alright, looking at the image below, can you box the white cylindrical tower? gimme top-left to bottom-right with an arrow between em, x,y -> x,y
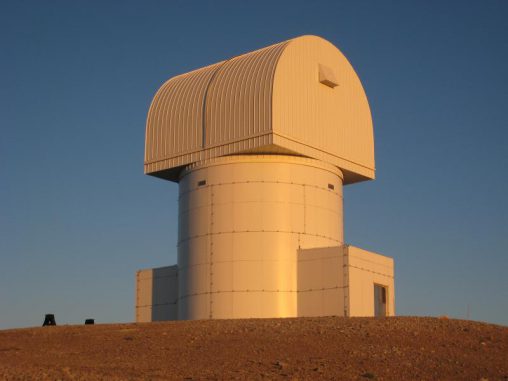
177,155 -> 343,319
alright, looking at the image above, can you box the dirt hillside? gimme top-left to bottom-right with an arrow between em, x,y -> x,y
0,317 -> 507,380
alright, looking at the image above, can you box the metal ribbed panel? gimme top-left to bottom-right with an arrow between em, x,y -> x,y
204,41 -> 288,146
144,41 -> 289,179
144,35 -> 375,184
272,35 -> 375,179
145,62 -> 224,163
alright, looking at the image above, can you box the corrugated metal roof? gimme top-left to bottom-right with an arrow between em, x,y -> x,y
145,35 -> 374,184
145,62 -> 224,164
205,41 -> 288,147
273,36 -> 374,180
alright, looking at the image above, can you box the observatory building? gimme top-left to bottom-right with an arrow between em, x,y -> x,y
136,35 -> 395,321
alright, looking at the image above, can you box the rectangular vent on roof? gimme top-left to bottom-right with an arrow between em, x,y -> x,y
319,63 -> 338,88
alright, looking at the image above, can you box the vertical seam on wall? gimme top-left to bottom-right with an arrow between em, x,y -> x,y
209,185 -> 215,319
201,61 -> 229,148
343,247 -> 349,317
269,41 -> 291,137
303,184 -> 307,235
135,272 -> 139,322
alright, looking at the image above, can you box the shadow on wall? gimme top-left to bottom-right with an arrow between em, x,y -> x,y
135,265 -> 178,322
151,266 -> 178,321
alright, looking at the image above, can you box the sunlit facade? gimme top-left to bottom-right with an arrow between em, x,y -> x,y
136,35 -> 394,321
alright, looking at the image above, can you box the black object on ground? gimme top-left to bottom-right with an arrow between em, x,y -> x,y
42,314 -> 56,326
85,319 -> 95,325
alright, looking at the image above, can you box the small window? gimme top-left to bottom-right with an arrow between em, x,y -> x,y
328,183 -> 335,190
197,180 -> 206,187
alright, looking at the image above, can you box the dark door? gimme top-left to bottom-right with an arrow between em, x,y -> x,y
374,284 -> 387,317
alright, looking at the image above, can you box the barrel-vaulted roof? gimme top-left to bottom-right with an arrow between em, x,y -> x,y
145,35 -> 374,184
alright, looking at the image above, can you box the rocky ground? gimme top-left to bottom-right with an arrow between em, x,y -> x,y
0,317 -> 507,380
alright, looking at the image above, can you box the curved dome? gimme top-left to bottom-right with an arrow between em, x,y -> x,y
145,35 -> 374,184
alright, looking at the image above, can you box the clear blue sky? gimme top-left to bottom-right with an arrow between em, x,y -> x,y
1,0 -> 507,329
